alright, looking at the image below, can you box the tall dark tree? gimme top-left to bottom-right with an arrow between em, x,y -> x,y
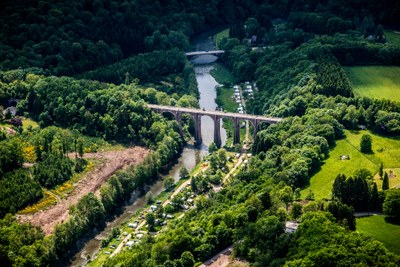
332,174 -> 346,201
383,189 -> 400,219
382,172 -> 389,190
326,201 -> 356,230
379,162 -> 384,179
369,182 -> 381,211
360,134 -> 372,153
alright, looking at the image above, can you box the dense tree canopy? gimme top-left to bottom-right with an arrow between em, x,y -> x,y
1,0 -> 400,266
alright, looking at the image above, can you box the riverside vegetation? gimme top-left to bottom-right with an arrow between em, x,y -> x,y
1,0 -> 400,266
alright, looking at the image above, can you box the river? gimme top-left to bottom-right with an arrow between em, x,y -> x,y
70,29 -> 227,266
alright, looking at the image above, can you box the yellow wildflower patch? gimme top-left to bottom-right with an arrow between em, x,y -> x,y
19,191 -> 57,214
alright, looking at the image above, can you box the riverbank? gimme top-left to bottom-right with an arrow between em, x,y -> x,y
88,149 -> 249,266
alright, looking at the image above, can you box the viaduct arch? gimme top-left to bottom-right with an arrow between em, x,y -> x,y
148,104 -> 282,147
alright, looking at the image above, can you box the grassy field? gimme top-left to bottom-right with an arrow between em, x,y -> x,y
216,86 -> 237,112
22,118 -> 39,130
345,66 -> 400,102
384,30 -> 400,45
211,62 -> 240,146
213,28 -> 230,49
374,168 -> 400,190
357,215 -> 400,254
302,130 -> 400,199
211,63 -> 237,85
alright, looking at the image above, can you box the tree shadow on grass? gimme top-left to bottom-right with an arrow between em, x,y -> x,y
384,216 -> 400,225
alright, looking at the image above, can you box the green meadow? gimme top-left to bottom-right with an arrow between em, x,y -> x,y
345,66 -> 400,102
302,130 -> 400,199
357,215 -> 400,254
384,30 -> 400,45
211,63 -> 237,85
213,28 -> 230,49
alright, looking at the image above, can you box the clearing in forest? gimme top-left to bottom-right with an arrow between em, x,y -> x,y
357,215 -> 400,254
384,30 -> 400,45
17,147 -> 149,235
345,66 -> 400,102
302,130 -> 400,199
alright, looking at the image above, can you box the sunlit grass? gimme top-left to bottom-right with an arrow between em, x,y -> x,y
373,168 -> 400,191
384,30 -> 400,45
213,28 -> 230,49
345,130 -> 400,168
22,118 -> 39,130
302,130 -> 400,199
217,86 -> 237,112
357,215 -> 400,254
210,63 -> 237,85
345,66 -> 400,102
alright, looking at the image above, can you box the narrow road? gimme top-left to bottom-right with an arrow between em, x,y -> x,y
214,154 -> 245,192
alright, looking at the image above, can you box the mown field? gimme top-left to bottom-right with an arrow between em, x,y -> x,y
384,30 -> 400,45
214,28 -> 230,49
357,215 -> 400,254
345,66 -> 400,102
302,130 -> 400,199
211,63 -> 237,85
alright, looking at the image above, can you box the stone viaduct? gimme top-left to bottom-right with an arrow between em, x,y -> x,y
148,104 -> 282,147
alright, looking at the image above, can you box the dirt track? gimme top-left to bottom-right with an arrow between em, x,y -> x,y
17,147 -> 149,235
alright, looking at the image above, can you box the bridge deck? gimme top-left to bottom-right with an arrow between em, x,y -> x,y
147,104 -> 282,123
185,50 -> 225,56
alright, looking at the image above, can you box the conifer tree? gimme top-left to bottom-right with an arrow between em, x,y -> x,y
379,162 -> 383,179
382,172 -> 389,190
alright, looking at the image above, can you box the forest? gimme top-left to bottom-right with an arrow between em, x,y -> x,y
1,0 -> 400,266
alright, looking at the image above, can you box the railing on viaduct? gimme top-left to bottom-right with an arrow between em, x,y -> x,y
184,50 -> 225,57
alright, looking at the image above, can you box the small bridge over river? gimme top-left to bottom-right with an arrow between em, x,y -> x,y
185,50 -> 225,57
148,104 -> 282,147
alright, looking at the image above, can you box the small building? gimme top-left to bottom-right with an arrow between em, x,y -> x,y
150,205 -> 157,211
285,221 -> 300,233
3,106 -> 16,116
128,222 -> 138,228
126,241 -> 135,247
340,155 -> 350,160
136,233 -> 144,239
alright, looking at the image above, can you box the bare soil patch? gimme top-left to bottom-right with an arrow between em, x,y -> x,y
17,147 -> 149,235
206,255 -> 248,267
